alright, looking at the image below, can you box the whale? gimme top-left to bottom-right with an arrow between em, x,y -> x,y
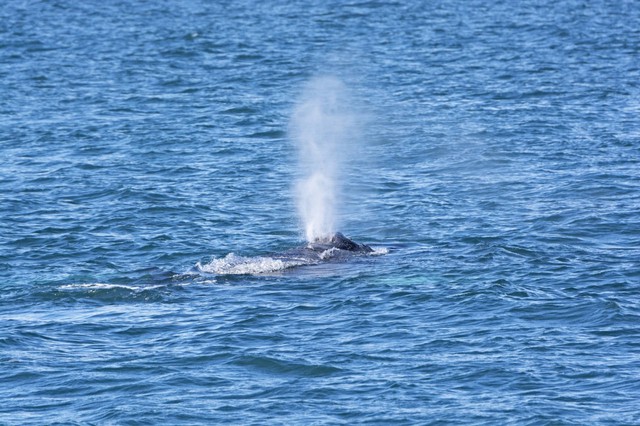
268,232 -> 374,265
196,232 -> 376,275
306,232 -> 373,254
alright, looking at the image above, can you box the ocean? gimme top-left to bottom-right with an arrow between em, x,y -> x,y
1,0 -> 639,424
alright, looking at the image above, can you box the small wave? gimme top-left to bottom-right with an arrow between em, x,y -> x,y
49,282 -> 174,303
59,283 -> 166,291
196,253 -> 308,275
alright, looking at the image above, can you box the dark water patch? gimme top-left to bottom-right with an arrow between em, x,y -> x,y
230,355 -> 344,377
221,106 -> 259,115
245,129 -> 287,139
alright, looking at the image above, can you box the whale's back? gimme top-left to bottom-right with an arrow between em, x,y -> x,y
310,232 -> 373,253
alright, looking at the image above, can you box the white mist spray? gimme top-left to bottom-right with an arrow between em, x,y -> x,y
291,76 -> 358,243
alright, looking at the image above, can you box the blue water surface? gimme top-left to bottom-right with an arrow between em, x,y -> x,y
1,0 -> 640,424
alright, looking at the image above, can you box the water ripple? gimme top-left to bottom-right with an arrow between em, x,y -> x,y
2,0 -> 640,423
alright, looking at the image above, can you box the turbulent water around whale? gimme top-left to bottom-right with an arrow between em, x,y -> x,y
2,0 -> 640,424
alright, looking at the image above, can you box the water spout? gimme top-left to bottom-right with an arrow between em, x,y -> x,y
290,76 -> 357,242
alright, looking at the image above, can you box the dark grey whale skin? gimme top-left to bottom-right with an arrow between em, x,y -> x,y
307,232 -> 373,253
273,232 -> 373,264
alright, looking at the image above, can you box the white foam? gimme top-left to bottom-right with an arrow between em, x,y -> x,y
371,247 -> 389,255
60,283 -> 130,290
318,247 -> 341,260
196,253 -> 308,275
